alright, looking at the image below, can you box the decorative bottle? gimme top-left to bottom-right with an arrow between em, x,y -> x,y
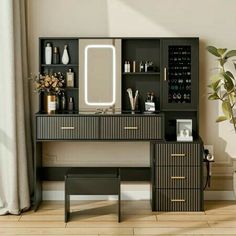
45,43 -> 52,65
61,92 -> 66,111
68,97 -> 74,111
66,69 -> 74,87
53,47 -> 59,64
62,44 -> 69,65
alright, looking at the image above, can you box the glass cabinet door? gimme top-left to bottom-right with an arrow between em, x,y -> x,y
161,39 -> 198,110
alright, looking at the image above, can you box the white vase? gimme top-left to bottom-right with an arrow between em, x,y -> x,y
62,45 -> 69,64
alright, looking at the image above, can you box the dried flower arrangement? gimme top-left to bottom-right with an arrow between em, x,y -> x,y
31,72 -> 65,95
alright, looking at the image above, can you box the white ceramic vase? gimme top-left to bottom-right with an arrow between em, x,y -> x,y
62,45 -> 69,64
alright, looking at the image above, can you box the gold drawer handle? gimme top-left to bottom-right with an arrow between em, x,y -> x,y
171,154 -> 186,157
61,126 -> 75,130
171,176 -> 186,180
164,67 -> 167,81
124,126 -> 138,130
171,199 -> 185,202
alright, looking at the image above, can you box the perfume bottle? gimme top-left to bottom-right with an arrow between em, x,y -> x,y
61,92 -> 66,111
45,43 -> 52,64
127,61 -> 130,72
68,97 -> 74,111
52,47 -> 59,64
139,61 -> 144,72
66,69 -> 74,87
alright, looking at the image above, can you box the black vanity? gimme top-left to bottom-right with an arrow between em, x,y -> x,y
35,37 -> 203,212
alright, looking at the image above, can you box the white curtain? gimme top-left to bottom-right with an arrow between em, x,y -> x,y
0,0 -> 33,214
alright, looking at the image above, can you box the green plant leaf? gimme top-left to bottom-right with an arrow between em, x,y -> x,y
222,101 -> 232,119
217,48 -> 227,56
224,50 -> 236,59
216,116 -> 228,122
208,93 -> 219,100
212,79 -> 221,91
210,74 -> 222,83
222,72 -> 234,91
226,71 -> 235,80
206,46 -> 221,57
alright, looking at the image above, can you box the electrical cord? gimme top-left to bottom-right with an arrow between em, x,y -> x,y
202,147 -> 213,190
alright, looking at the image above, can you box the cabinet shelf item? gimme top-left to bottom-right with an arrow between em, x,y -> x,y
41,64 -> 78,67
122,72 -> 160,75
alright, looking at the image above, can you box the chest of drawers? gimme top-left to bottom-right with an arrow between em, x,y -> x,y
152,142 -> 203,211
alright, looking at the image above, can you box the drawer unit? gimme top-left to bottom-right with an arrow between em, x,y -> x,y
152,141 -> 203,211
100,116 -> 163,140
155,166 -> 201,189
155,189 -> 202,211
36,116 -> 99,140
155,143 -> 201,166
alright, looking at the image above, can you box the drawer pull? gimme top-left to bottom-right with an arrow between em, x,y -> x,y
171,199 -> 185,202
171,176 -> 186,180
124,126 -> 138,130
171,154 -> 186,157
61,126 -> 75,130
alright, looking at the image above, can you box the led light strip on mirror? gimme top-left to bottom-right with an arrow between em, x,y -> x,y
84,44 -> 116,106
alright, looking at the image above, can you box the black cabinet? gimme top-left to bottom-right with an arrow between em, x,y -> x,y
161,39 -> 199,110
35,37 -> 202,213
39,38 -> 79,112
152,142 -> 203,211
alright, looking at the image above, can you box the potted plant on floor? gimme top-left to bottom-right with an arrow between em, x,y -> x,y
207,46 -> 236,133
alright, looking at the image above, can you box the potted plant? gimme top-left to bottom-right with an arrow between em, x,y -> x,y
206,46 -> 236,133
31,72 -> 65,114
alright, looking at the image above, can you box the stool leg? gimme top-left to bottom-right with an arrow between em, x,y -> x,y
118,179 -> 121,222
65,194 -> 70,223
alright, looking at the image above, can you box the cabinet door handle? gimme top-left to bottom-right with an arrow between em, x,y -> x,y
171,176 -> 186,180
171,153 -> 186,157
124,126 -> 138,130
164,67 -> 167,81
61,126 -> 75,130
171,199 -> 185,202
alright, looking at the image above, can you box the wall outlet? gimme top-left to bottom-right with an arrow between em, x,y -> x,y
204,145 -> 214,155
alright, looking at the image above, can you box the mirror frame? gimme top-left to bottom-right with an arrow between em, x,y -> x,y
84,44 -> 116,106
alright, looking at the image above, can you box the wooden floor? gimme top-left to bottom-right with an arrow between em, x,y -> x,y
1,200 -> 236,235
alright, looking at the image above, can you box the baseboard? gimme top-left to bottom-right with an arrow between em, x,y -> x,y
43,190 -> 236,201
204,191 -> 235,200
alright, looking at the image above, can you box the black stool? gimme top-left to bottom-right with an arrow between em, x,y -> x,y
65,168 -> 121,222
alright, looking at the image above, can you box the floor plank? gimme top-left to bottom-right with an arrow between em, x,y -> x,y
1,200 -> 236,235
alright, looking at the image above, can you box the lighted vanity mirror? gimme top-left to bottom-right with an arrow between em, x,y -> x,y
79,39 -> 121,113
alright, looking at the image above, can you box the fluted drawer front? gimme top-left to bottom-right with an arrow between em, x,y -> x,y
155,166 -> 201,188
36,116 -> 99,140
100,116 -> 163,140
155,189 -> 202,211
156,143 -> 201,166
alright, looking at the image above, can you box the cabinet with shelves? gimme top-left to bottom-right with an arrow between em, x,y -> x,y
161,39 -> 199,110
39,37 -> 79,112
121,39 -> 161,113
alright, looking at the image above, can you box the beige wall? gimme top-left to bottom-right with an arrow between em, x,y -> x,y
27,0 -> 236,193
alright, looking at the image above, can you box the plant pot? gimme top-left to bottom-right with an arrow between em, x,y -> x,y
46,94 -> 56,114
